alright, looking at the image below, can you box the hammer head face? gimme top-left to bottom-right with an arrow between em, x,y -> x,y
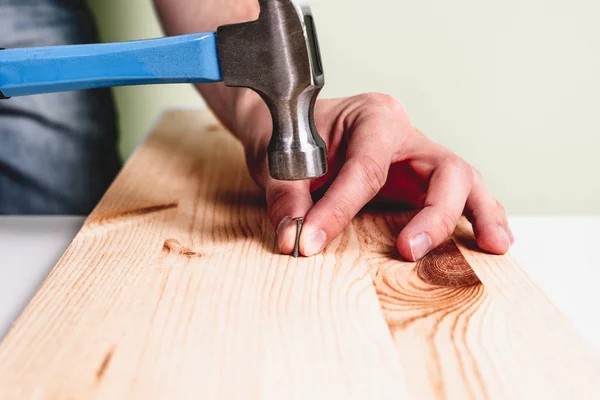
217,0 -> 327,181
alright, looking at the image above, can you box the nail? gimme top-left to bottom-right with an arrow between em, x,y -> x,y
496,225 -> 511,247
303,230 -> 327,257
409,233 -> 432,260
276,216 -> 294,253
292,217 -> 304,258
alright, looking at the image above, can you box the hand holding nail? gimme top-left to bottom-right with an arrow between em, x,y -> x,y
260,94 -> 513,260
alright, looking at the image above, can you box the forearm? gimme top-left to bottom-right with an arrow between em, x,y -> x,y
153,0 -> 269,151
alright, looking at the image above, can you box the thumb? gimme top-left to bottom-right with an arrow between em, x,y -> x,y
265,179 -> 313,255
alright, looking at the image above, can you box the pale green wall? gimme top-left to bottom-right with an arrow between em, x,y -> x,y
88,0 -> 600,215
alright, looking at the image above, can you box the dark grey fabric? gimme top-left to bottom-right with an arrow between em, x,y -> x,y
0,0 -> 121,214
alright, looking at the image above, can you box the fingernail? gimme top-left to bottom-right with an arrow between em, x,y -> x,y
507,226 -> 515,244
496,225 -> 511,247
277,216 -> 291,235
303,230 -> 327,256
276,216 -> 294,253
409,233 -> 432,260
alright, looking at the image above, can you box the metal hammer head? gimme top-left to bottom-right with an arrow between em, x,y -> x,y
217,0 -> 327,181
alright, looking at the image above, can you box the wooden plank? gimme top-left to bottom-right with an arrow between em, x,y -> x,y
366,213 -> 600,399
0,111 -> 407,399
0,110 -> 598,399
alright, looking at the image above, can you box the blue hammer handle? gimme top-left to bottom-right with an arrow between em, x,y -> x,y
0,33 -> 223,98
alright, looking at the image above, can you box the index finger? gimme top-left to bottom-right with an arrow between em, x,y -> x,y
300,132 -> 395,256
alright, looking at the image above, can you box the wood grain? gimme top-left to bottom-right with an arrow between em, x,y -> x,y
360,213 -> 600,399
0,110 -> 598,399
0,111 -> 407,400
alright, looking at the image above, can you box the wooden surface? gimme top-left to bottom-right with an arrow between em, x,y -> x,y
0,110 -> 598,399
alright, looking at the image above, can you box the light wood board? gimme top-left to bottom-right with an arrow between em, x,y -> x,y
0,110 -> 598,399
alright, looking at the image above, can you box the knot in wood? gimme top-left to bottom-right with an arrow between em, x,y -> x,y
415,239 -> 481,288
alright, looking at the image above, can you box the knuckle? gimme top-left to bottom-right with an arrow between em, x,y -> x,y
435,208 -> 458,237
445,155 -> 474,183
361,93 -> 405,115
355,156 -> 389,197
330,198 -> 354,227
471,165 -> 483,181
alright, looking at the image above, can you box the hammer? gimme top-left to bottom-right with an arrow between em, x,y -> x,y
0,0 -> 327,181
